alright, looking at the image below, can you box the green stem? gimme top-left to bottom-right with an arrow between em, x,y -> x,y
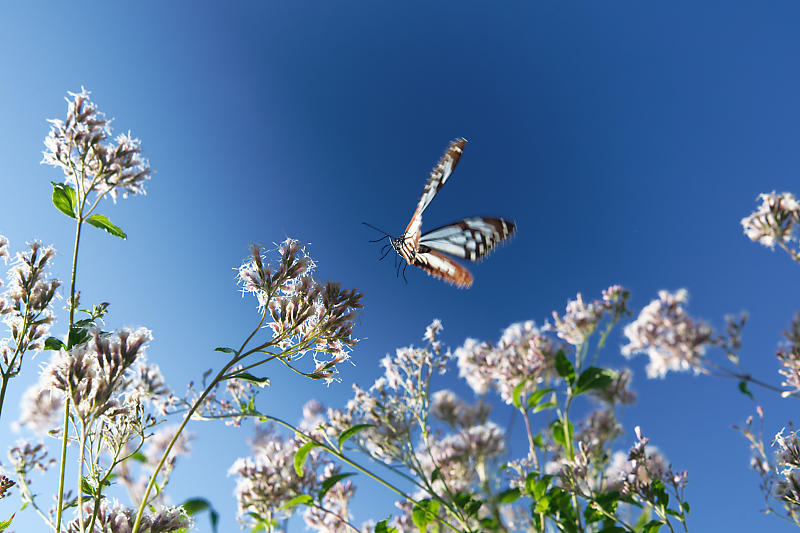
131,359 -> 237,532
55,217 -> 83,532
77,421 -> 88,533
0,374 -> 9,423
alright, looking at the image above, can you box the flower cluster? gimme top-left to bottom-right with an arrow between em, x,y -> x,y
741,191 -> 800,261
44,328 -> 153,421
622,289 -> 713,378
777,313 -> 800,397
42,88 -> 150,202
65,500 -> 191,533
1,240 -> 60,375
455,320 -> 562,405
238,239 -> 363,383
0,474 -> 14,499
551,286 -> 630,346
229,413 -> 343,529
605,427 -> 687,501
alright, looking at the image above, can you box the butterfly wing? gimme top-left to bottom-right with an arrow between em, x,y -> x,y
419,217 -> 516,261
400,138 -> 467,261
412,249 -> 474,288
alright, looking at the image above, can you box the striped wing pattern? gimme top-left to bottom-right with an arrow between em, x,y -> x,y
419,217 -> 515,261
388,139 -> 516,288
400,138 -> 467,261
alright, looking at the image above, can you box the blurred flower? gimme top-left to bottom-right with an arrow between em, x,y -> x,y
777,313 -> 800,397
455,321 -> 562,404
590,367 -> 637,405
66,500 -> 191,533
416,422 -> 506,496
622,289 -> 712,378
15,378 -> 64,435
302,463 -> 355,533
42,88 -> 150,203
229,425 -> 323,528
8,440 -> 55,485
741,191 -> 800,256
430,390 -> 491,429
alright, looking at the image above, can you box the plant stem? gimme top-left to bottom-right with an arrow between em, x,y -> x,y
55,218 -> 83,532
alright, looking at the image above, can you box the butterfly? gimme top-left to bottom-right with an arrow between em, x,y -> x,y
364,138 -> 516,288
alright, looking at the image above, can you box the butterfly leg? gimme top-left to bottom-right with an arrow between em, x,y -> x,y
401,262 -> 409,284
379,243 -> 392,261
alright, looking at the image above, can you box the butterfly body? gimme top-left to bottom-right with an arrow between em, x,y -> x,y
367,139 -> 516,288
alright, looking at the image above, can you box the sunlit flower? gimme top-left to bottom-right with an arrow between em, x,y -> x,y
237,239 -> 363,383
42,88 -> 151,202
741,191 -> 800,255
66,500 -> 191,533
622,289 -> 712,378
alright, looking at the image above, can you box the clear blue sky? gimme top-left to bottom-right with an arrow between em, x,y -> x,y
2,2 -> 800,531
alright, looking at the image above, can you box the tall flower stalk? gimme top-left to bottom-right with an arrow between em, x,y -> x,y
131,240 -> 363,532
41,88 -> 150,532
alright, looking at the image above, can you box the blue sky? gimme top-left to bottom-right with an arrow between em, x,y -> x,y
2,1 -> 800,531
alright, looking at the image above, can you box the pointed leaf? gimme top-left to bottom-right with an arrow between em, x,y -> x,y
374,519 -> 398,533
294,441 -> 320,476
576,367 -> 618,395
0,513 -> 14,531
279,494 -> 313,511
224,372 -> 270,388
554,350 -> 575,385
44,337 -> 65,350
738,381 -> 754,400
318,472 -> 356,501
214,347 -> 237,354
86,214 -> 127,239
181,498 -> 210,515
512,380 -> 527,409
51,182 -> 77,219
497,487 -> 521,504
337,424 -> 373,449
527,388 -> 553,409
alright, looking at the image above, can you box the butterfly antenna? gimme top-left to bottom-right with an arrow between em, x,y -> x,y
362,222 -> 394,242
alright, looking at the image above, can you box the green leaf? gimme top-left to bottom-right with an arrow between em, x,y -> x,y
527,388 -> 553,409
294,441 -> 320,476
181,498 -> 210,514
682,501 -> 691,514
533,401 -> 557,413
224,372 -> 270,388
214,347 -> 237,354
44,336 -> 65,350
374,519 -> 398,533
554,350 -> 575,385
279,494 -> 313,511
479,517 -> 500,530
180,497 -> 219,532
598,527 -> 627,533
512,380 -> 527,409
337,424 -> 373,450
642,520 -> 664,533
318,473 -> 356,501
51,182 -> 77,219
81,477 -> 96,497
575,367 -> 617,394
130,451 -> 147,463
738,380 -> 754,400
497,487 -> 520,504
411,500 -> 439,532
0,513 -> 14,531
86,213 -> 127,239
551,419 -> 574,448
